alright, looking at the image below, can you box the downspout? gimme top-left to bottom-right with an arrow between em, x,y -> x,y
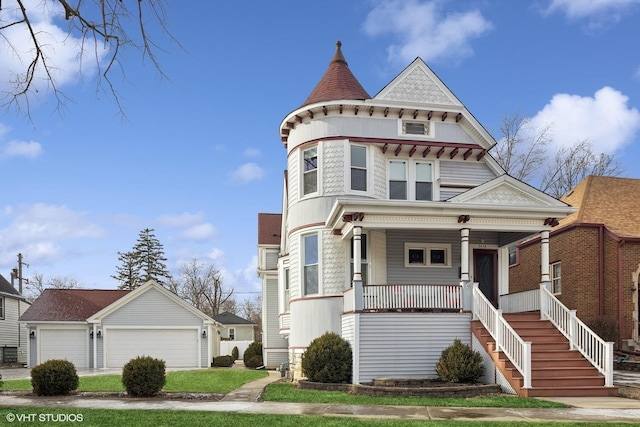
599,225 -> 605,316
617,238 -> 625,350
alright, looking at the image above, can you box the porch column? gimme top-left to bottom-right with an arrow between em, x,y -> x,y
540,230 -> 550,283
352,226 -> 363,310
460,228 -> 470,282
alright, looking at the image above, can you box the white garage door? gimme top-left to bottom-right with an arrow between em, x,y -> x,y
40,329 -> 88,368
105,329 -> 199,368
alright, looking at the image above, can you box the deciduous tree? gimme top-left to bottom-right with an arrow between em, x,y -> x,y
0,0 -> 179,116
25,272 -> 84,301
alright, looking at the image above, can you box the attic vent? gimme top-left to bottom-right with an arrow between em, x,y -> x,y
403,121 -> 430,136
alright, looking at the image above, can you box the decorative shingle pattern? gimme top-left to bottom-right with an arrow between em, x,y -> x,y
323,141 -> 345,195
302,41 -> 370,107
377,66 -> 453,105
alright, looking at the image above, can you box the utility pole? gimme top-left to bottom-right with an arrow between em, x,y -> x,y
10,253 -> 29,294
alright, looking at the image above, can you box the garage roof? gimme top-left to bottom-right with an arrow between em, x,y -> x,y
20,289 -> 129,321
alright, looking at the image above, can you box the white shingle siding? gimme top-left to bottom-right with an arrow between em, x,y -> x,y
323,230 -> 346,294
356,312 -> 471,383
323,141 -> 345,195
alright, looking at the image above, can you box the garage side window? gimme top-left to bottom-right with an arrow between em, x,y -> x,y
229,328 -> 235,340
303,233 -> 319,295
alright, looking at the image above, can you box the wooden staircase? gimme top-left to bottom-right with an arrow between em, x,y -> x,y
472,312 -> 618,397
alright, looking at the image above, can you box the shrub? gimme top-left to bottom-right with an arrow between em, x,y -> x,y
436,338 -> 485,383
245,355 -> 263,369
122,356 -> 166,397
586,316 -> 619,344
31,359 -> 79,396
243,341 -> 263,368
231,346 -> 239,360
212,355 -> 235,367
302,332 -> 352,384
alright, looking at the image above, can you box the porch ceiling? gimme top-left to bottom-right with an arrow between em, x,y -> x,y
326,198 -> 572,238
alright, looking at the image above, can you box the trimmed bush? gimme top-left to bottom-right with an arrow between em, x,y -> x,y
212,355 -> 235,367
243,341 -> 263,368
302,332 -> 352,384
231,346 -> 239,360
31,359 -> 79,396
122,356 -> 166,397
436,338 -> 485,383
586,316 -> 619,344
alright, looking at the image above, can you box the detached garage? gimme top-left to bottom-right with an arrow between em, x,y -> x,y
21,281 -> 219,370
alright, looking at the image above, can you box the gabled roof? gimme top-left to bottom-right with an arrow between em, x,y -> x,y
559,175 -> 640,238
302,41 -> 371,107
0,274 -> 23,299
213,311 -> 254,325
258,213 -> 282,245
20,288 -> 129,322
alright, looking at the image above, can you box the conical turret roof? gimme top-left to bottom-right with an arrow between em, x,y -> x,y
302,41 -> 371,107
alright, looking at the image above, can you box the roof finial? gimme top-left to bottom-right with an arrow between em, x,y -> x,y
331,40 -> 347,65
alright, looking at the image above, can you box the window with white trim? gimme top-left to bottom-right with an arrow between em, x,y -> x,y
508,245 -> 518,267
402,121 -> 430,136
388,160 -> 434,201
303,234 -> 319,295
229,328 -> 235,340
389,160 -> 407,200
404,243 -> 451,268
0,297 -> 4,319
303,147 -> 318,195
415,162 -> 433,201
551,261 -> 561,294
350,145 -> 367,191
284,268 -> 290,312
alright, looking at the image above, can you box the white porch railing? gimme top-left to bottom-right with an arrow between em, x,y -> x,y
499,289 -> 541,313
363,284 -> 462,311
343,284 -> 462,311
539,284 -> 614,387
473,284 -> 532,389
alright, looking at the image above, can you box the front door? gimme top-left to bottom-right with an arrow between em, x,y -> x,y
474,249 -> 498,306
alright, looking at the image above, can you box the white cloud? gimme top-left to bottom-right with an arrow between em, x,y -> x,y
363,0 -> 493,64
0,0 -> 108,98
1,140 -> 42,158
156,212 -> 206,228
243,148 -> 261,157
543,0 -> 640,19
230,162 -> 265,184
0,203 -> 104,266
528,86 -> 640,153
177,223 -> 216,241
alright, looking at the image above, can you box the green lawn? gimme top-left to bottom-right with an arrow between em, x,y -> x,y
0,369 -> 268,394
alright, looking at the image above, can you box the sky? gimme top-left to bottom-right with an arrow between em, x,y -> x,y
1,0 -> 640,299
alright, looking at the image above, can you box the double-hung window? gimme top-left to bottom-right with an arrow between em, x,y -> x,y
415,162 -> 433,201
389,161 -> 407,200
0,297 -> 4,319
551,261 -> 561,294
303,147 -> 318,195
303,234 -> 319,295
229,328 -> 235,340
350,145 -> 367,191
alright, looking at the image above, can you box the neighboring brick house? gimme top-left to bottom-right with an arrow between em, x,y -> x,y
510,175 -> 640,349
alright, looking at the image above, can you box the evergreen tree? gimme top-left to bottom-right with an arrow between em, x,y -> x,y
112,251 -> 143,290
113,228 -> 172,290
132,228 -> 172,286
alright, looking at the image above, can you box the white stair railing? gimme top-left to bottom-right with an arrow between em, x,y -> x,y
473,284 -> 531,389
539,284 -> 614,387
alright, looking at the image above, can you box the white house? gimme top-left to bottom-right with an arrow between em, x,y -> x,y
258,42 -> 616,397
0,274 -> 30,365
21,280 -> 220,369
